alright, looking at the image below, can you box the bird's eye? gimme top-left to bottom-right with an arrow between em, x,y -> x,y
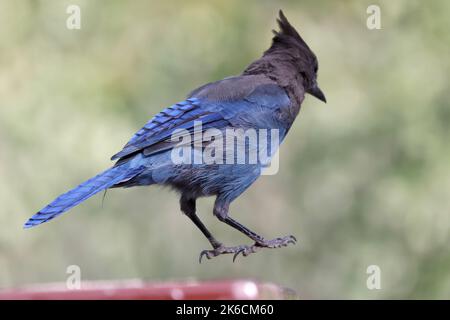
314,65 -> 318,73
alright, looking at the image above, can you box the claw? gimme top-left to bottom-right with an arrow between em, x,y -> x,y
287,235 -> 297,245
199,250 -> 211,264
233,248 -> 245,262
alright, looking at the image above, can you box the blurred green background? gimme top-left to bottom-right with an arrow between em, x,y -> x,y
0,0 -> 449,299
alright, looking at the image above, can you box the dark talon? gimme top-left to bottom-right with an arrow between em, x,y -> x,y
233,248 -> 245,262
199,250 -> 210,264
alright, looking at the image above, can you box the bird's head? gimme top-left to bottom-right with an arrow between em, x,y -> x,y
268,10 -> 326,103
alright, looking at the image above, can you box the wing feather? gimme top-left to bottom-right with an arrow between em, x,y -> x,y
111,76 -> 292,162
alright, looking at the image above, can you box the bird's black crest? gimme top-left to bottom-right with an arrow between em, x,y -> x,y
268,10 -> 312,54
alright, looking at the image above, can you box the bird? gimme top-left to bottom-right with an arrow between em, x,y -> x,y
24,10 -> 326,262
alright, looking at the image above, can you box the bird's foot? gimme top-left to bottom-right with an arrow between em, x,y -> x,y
199,244 -> 259,263
199,235 -> 297,263
232,235 -> 297,261
255,235 -> 297,248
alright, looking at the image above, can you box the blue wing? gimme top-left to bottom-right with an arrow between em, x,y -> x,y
111,76 -> 292,162
111,97 -> 229,160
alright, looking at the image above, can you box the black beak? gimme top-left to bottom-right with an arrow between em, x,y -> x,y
307,85 -> 327,103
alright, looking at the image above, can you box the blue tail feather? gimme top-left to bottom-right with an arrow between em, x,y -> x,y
24,165 -> 145,229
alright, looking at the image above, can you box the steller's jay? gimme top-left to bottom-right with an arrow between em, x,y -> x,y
25,10 -> 326,262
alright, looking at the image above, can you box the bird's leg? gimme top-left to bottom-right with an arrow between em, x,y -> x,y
180,196 -> 222,250
181,196 -> 253,263
210,199 -> 296,261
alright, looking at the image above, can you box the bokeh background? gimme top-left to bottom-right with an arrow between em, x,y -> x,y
1,0 -> 449,299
